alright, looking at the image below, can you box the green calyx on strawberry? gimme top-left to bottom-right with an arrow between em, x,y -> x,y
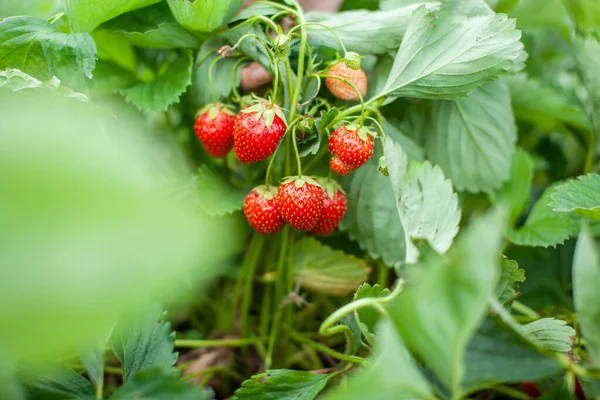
343,51 -> 364,70
275,176 -> 324,231
233,99 -> 288,164
197,102 -> 236,120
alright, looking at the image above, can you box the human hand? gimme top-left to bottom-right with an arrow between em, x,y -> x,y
239,0 -> 343,91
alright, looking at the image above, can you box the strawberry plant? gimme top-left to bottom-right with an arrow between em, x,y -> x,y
1,0 -> 600,399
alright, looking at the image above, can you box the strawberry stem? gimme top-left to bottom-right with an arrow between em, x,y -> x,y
291,126 -> 302,176
287,22 -> 348,55
265,144 -> 281,186
207,56 -> 222,103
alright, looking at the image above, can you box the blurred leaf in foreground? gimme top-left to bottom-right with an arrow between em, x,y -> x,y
0,91 -> 244,364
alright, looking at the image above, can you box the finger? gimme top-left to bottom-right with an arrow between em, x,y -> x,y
240,62 -> 272,91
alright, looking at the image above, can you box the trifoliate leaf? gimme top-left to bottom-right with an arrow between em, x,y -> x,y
518,318 -> 575,353
118,51 -> 193,112
388,210 -> 505,398
380,6 -> 524,99
112,304 -> 178,382
306,3 -> 439,55
323,319 -> 436,400
233,369 -> 330,400
194,166 -> 246,216
573,224 -> 600,367
549,174 -> 600,222
384,138 -> 461,263
66,0 -> 162,32
294,237 -> 369,296
0,16 -> 96,90
427,80 -> 517,194
340,157 -> 407,267
508,184 -> 580,247
111,370 -> 213,400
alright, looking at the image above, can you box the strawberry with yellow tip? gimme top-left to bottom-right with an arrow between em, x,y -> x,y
325,61 -> 368,101
312,178 -> 347,236
243,185 -> 285,235
275,176 -> 324,231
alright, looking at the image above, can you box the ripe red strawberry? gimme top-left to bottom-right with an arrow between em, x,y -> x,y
325,62 -> 368,101
194,103 -> 235,158
329,125 -> 375,174
312,179 -> 347,236
243,185 -> 285,235
329,156 -> 354,176
233,102 -> 287,163
275,176 -> 324,231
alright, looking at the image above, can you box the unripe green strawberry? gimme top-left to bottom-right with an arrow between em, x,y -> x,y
275,176 -> 324,231
325,62 -> 367,101
194,103 -> 235,158
233,102 -> 287,163
243,185 -> 285,235
312,178 -> 347,236
329,125 -> 375,174
344,52 -> 364,70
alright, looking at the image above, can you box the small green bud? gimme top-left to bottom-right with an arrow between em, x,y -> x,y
273,34 -> 291,58
344,52 -> 364,70
378,156 -> 389,176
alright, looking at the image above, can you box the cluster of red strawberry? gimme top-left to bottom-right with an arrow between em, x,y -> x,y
193,58 -> 374,236
194,101 -> 286,163
243,177 -> 347,235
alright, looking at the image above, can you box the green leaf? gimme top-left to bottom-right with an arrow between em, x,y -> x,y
112,304 -> 178,382
233,369 -> 330,400
306,3 -> 438,55
98,2 -> 203,49
573,224 -> 600,366
323,319 -> 436,400
354,283 -> 391,344
167,0 -> 243,32
550,174 -> 600,222
340,157 -> 407,267
66,0 -> 162,32
92,30 -> 138,73
118,51 -> 193,112
380,6 -> 523,99
294,237 -> 369,296
462,317 -> 564,393
190,39 -> 245,108
491,148 -> 534,224
111,370 -> 213,400
384,139 -> 461,263
194,166 -> 247,216
496,257 -> 525,305
27,369 -> 95,400
427,80 -> 517,194
81,345 -> 105,387
574,35 -> 600,133
230,2 -> 280,22
504,74 -> 592,132
518,318 -> 576,353
0,16 -> 97,90
508,184 -> 580,248
381,117 -> 425,162
387,210 -> 505,397
0,69 -> 88,101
